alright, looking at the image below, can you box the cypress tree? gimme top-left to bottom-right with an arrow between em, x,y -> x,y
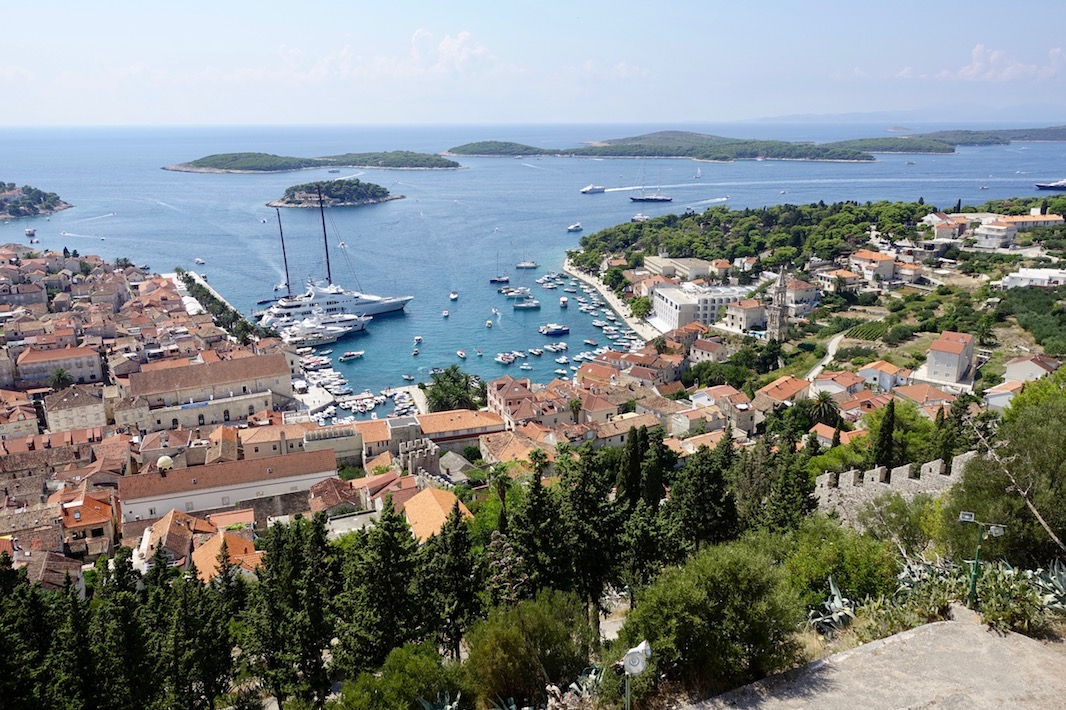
616,426 -> 645,510
511,474 -> 568,595
422,502 -> 481,659
872,399 -> 896,470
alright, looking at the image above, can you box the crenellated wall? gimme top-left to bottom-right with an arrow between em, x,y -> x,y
815,451 -> 977,525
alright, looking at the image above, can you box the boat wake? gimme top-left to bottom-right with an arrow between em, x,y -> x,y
74,212 -> 116,223
58,231 -> 100,239
521,163 -> 548,170
155,201 -> 181,211
689,196 -> 730,206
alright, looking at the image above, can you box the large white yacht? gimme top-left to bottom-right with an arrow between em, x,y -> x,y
258,281 -> 410,329
278,312 -> 370,345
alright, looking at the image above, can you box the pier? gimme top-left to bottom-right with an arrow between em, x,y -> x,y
562,258 -> 661,341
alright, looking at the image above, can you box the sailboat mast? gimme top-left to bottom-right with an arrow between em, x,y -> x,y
275,208 -> 292,297
317,186 -> 332,285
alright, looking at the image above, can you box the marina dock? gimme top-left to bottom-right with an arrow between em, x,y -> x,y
562,258 -> 661,341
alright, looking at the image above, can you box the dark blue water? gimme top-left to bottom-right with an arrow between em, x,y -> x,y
3,123 -> 1065,395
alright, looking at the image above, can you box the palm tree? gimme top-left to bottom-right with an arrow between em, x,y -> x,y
486,463 -> 512,533
527,448 -> 549,478
568,398 -> 582,424
48,368 -> 74,390
810,390 -> 840,428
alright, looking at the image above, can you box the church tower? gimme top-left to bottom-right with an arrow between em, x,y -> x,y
766,269 -> 789,342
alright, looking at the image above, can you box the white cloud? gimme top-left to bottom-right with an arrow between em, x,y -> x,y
936,44 -> 1065,82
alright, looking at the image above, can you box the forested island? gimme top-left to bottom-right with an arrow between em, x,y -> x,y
165,150 -> 461,173
0,182 -> 70,219
449,125 -> 1066,161
448,131 -> 876,162
267,178 -> 402,208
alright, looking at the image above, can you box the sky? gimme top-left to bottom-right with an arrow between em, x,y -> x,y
4,1 -> 1066,126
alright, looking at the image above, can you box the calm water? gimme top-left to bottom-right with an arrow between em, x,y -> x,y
3,123 -> 1065,396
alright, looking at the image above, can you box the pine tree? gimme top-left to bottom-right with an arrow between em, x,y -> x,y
615,426 -> 645,510
0,554 -> 52,709
510,474 -> 568,595
765,451 -> 817,532
664,437 -> 736,551
640,428 -> 675,509
422,502 -> 481,659
333,497 -> 421,675
619,499 -> 663,608
43,583 -> 94,710
872,399 -> 896,470
90,547 -> 153,710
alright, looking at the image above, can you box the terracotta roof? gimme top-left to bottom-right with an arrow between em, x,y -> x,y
757,375 -> 811,402
61,497 -> 112,529
815,370 -> 865,388
353,418 -> 389,442
119,450 -> 337,501
851,249 -> 895,262
206,508 -> 255,528
825,269 -> 860,279
930,331 -> 973,355
1005,354 -> 1059,373
16,345 -> 99,365
732,299 -> 763,310
403,488 -> 472,542
142,509 -> 217,565
594,413 -> 661,439
985,379 -> 1025,395
129,353 -> 289,397
893,384 -> 956,406
860,360 -> 901,376
191,530 -> 260,582
416,409 -> 505,436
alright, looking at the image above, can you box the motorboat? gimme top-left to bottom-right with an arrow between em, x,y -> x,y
338,350 -> 364,362
402,374 -> 415,381
519,363 -> 533,370
567,222 -> 583,232
412,348 -> 419,356
414,335 -> 423,343
514,297 -> 541,310
457,350 -> 467,359
1036,179 -> 1066,190
539,323 -> 570,336
580,184 -> 605,194
450,291 -> 459,300
560,296 -> 568,308
194,258 -> 205,265
486,319 -> 493,328
516,260 -> 539,269
442,310 -> 449,317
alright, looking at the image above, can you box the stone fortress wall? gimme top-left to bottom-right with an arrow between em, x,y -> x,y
815,451 -> 978,524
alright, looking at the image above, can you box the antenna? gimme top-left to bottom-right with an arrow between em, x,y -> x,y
275,208 -> 292,297
317,186 -> 332,285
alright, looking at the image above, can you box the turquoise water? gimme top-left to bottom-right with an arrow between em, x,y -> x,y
3,123 -> 1065,395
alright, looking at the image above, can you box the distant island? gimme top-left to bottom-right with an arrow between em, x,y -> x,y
164,150 -> 461,173
0,182 -> 71,219
447,125 -> 1066,161
266,178 -> 403,208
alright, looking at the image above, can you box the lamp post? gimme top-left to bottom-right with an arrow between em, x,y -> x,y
958,511 -> 1005,608
615,640 -> 651,710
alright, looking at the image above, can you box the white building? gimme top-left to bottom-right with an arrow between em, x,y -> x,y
999,268 -> 1066,289
649,283 -> 752,332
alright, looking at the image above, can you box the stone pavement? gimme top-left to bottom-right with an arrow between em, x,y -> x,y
687,621 -> 1066,710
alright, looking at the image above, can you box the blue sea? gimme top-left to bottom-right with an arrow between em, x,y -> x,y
3,122 -> 1065,397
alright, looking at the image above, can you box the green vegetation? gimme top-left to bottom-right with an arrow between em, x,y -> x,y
423,365 -> 486,412
918,125 -> 1066,146
177,269 -> 275,344
173,150 -> 460,172
823,137 -> 955,153
448,130 -> 875,161
844,321 -> 889,340
996,283 -> 1066,356
0,181 -> 69,218
274,178 -> 394,207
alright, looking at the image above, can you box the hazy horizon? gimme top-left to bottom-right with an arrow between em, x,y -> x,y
4,1 -> 1065,127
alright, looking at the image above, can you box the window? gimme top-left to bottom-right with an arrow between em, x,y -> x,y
272,444 -> 277,451
198,414 -> 205,426
148,508 -> 156,516
223,409 -> 230,422
91,528 -> 103,538
172,418 -> 179,429
248,405 -> 254,414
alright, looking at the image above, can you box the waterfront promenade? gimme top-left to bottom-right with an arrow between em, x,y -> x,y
562,258 -> 661,341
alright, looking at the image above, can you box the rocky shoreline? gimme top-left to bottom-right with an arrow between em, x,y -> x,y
163,164 -> 460,174
0,201 -> 73,221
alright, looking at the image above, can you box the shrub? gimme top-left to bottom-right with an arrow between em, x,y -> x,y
337,643 -> 467,710
977,562 -> 1046,634
614,537 -> 803,697
887,299 -> 906,312
464,591 -> 592,707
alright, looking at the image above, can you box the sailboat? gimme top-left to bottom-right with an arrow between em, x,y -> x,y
693,166 -> 702,179
489,251 -> 510,283
256,187 -> 412,330
631,159 -> 672,202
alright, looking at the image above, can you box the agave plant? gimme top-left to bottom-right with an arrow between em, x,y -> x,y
1030,558 -> 1066,615
808,576 -> 855,637
418,692 -> 462,710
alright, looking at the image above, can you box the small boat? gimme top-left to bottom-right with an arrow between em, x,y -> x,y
273,282 -> 287,291
631,213 -> 650,223
412,348 -> 420,356
328,169 -> 341,173
567,222 -> 583,232
554,368 -> 568,375
514,297 -> 541,310
194,258 -> 205,265
693,166 -> 702,179
580,184 -> 606,194
476,348 -> 483,356
560,296 -> 569,308
442,310 -> 449,317
414,335 -> 423,343
486,319 -> 493,328
516,260 -> 539,269
24,228 -> 35,237
539,323 -> 570,336
338,351 -> 364,362
519,363 -> 533,370
529,348 -> 543,356
318,349 -> 333,355
584,338 -> 597,346
402,374 -> 415,381
905,161 -> 916,165
457,350 -> 467,359
450,291 -> 459,300
489,275 -> 510,284
979,185 -> 990,190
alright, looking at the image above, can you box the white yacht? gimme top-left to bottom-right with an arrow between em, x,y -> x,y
258,281 -> 409,329
279,313 -> 369,345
